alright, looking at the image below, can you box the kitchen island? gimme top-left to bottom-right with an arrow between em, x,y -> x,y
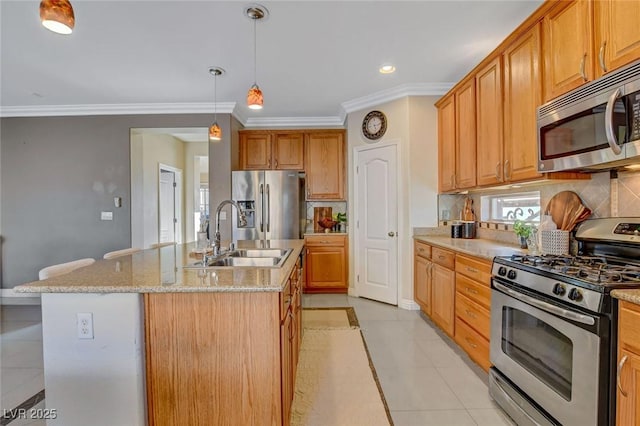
14,240 -> 305,426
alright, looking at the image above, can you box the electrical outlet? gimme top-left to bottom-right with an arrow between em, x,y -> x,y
77,312 -> 94,339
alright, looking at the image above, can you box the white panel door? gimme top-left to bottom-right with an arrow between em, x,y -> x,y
159,170 -> 176,243
356,144 -> 398,305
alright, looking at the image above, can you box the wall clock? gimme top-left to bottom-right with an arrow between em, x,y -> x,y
361,110 -> 387,141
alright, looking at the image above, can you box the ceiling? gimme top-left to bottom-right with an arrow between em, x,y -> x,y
0,0 -> 543,127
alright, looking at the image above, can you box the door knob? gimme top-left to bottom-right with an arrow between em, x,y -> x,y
388,231 -> 396,237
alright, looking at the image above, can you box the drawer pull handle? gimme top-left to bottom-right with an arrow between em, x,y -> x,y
465,287 -> 478,295
438,255 -> 445,260
618,354 -> 629,397
418,248 -> 425,252
465,310 -> 476,319
465,337 -> 477,349
466,267 -> 479,273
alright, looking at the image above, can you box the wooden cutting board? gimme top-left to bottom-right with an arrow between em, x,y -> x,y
313,207 -> 332,233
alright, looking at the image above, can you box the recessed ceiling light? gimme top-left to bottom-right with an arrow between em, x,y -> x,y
379,64 -> 396,74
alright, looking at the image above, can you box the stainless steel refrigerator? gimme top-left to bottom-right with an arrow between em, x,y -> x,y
232,170 -> 305,241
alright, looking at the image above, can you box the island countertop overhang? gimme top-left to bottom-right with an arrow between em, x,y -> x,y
14,239 -> 305,294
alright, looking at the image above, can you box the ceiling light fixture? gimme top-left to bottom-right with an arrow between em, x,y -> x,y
40,0 -> 75,35
379,64 -> 396,74
208,67 -> 224,142
245,4 -> 268,110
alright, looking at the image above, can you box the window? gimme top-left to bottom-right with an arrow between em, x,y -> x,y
480,191 -> 541,223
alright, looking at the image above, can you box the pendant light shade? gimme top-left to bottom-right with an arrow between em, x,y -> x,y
40,0 -> 75,35
208,67 -> 224,143
247,84 -> 264,110
245,5 -> 268,110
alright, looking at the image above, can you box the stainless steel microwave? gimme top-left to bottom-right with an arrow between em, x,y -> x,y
537,60 -> 640,172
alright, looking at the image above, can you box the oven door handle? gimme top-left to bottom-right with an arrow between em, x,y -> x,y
493,281 -> 595,326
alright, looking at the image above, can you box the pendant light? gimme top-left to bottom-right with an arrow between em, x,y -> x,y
40,0 -> 75,35
245,5 -> 268,110
208,67 -> 224,142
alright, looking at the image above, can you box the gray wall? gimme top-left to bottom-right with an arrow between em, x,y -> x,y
1,113 -> 232,288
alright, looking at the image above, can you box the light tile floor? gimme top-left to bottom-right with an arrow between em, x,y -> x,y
1,296 -> 514,426
1,305 -> 45,426
302,294 -> 515,426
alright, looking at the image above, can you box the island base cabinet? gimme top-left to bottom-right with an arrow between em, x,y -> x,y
145,292 -> 283,426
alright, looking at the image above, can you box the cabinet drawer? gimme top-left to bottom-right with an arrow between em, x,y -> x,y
619,301 -> 640,354
414,240 -> 431,259
305,235 -> 345,247
432,247 -> 455,269
455,273 -> 491,309
455,317 -> 490,372
456,255 -> 491,284
455,292 -> 490,340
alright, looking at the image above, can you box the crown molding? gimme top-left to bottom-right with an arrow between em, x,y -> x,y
341,82 -> 453,114
0,102 -> 237,118
240,115 -> 346,128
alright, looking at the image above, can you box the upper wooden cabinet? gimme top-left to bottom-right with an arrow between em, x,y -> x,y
455,79 -> 477,190
594,0 -> 640,79
304,131 -> 345,200
476,57 -> 504,186
543,0 -> 593,102
437,95 -> 456,193
436,80 -> 476,192
239,131 -> 304,170
543,0 -> 640,102
504,23 -> 544,183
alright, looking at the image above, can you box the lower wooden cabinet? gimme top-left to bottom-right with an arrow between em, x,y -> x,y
414,241 -> 433,315
145,257 -> 303,426
304,235 -> 348,293
616,301 -> 640,425
431,254 -> 456,337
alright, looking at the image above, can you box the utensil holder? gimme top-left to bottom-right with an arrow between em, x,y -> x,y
541,230 -> 570,255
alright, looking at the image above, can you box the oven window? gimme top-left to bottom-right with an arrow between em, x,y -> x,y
540,100 -> 626,160
502,307 -> 573,401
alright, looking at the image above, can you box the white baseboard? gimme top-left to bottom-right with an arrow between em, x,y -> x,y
1,289 -> 41,305
398,298 -> 420,311
347,287 -> 358,298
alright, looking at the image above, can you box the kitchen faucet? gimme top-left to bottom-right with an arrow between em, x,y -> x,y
212,200 -> 247,255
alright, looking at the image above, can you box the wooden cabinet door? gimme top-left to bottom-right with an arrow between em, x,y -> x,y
305,245 -> 347,291
305,132 -> 345,200
543,0 -> 593,101
503,23 -> 543,183
595,0 -> 640,78
240,132 -> 272,170
431,264 -> 455,337
273,133 -> 304,170
475,57 -> 504,186
438,94 -> 456,192
455,79 -> 477,189
281,311 -> 293,426
617,347 -> 640,426
414,256 -> 432,315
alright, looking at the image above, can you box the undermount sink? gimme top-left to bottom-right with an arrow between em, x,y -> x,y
184,248 -> 292,269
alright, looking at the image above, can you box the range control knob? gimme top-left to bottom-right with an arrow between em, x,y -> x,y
498,266 -> 507,276
552,283 -> 566,296
568,288 -> 583,302
507,270 -> 517,280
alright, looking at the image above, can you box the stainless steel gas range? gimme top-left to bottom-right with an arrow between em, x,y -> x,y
489,217 -> 640,426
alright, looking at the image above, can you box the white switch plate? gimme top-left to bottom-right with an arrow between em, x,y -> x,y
101,211 -> 113,221
219,211 -> 227,220
77,312 -> 94,339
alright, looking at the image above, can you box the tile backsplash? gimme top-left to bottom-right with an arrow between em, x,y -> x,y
436,170 -> 640,244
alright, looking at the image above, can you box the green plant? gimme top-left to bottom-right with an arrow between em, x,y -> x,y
513,220 -> 532,238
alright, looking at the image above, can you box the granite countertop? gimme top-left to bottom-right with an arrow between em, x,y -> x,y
611,290 -> 640,305
413,235 -> 525,261
14,239 -> 304,294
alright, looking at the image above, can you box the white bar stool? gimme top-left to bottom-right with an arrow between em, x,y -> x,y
103,248 -> 142,259
38,258 -> 96,280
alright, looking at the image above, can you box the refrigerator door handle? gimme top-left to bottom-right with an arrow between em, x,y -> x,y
266,184 -> 270,233
259,184 -> 264,232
